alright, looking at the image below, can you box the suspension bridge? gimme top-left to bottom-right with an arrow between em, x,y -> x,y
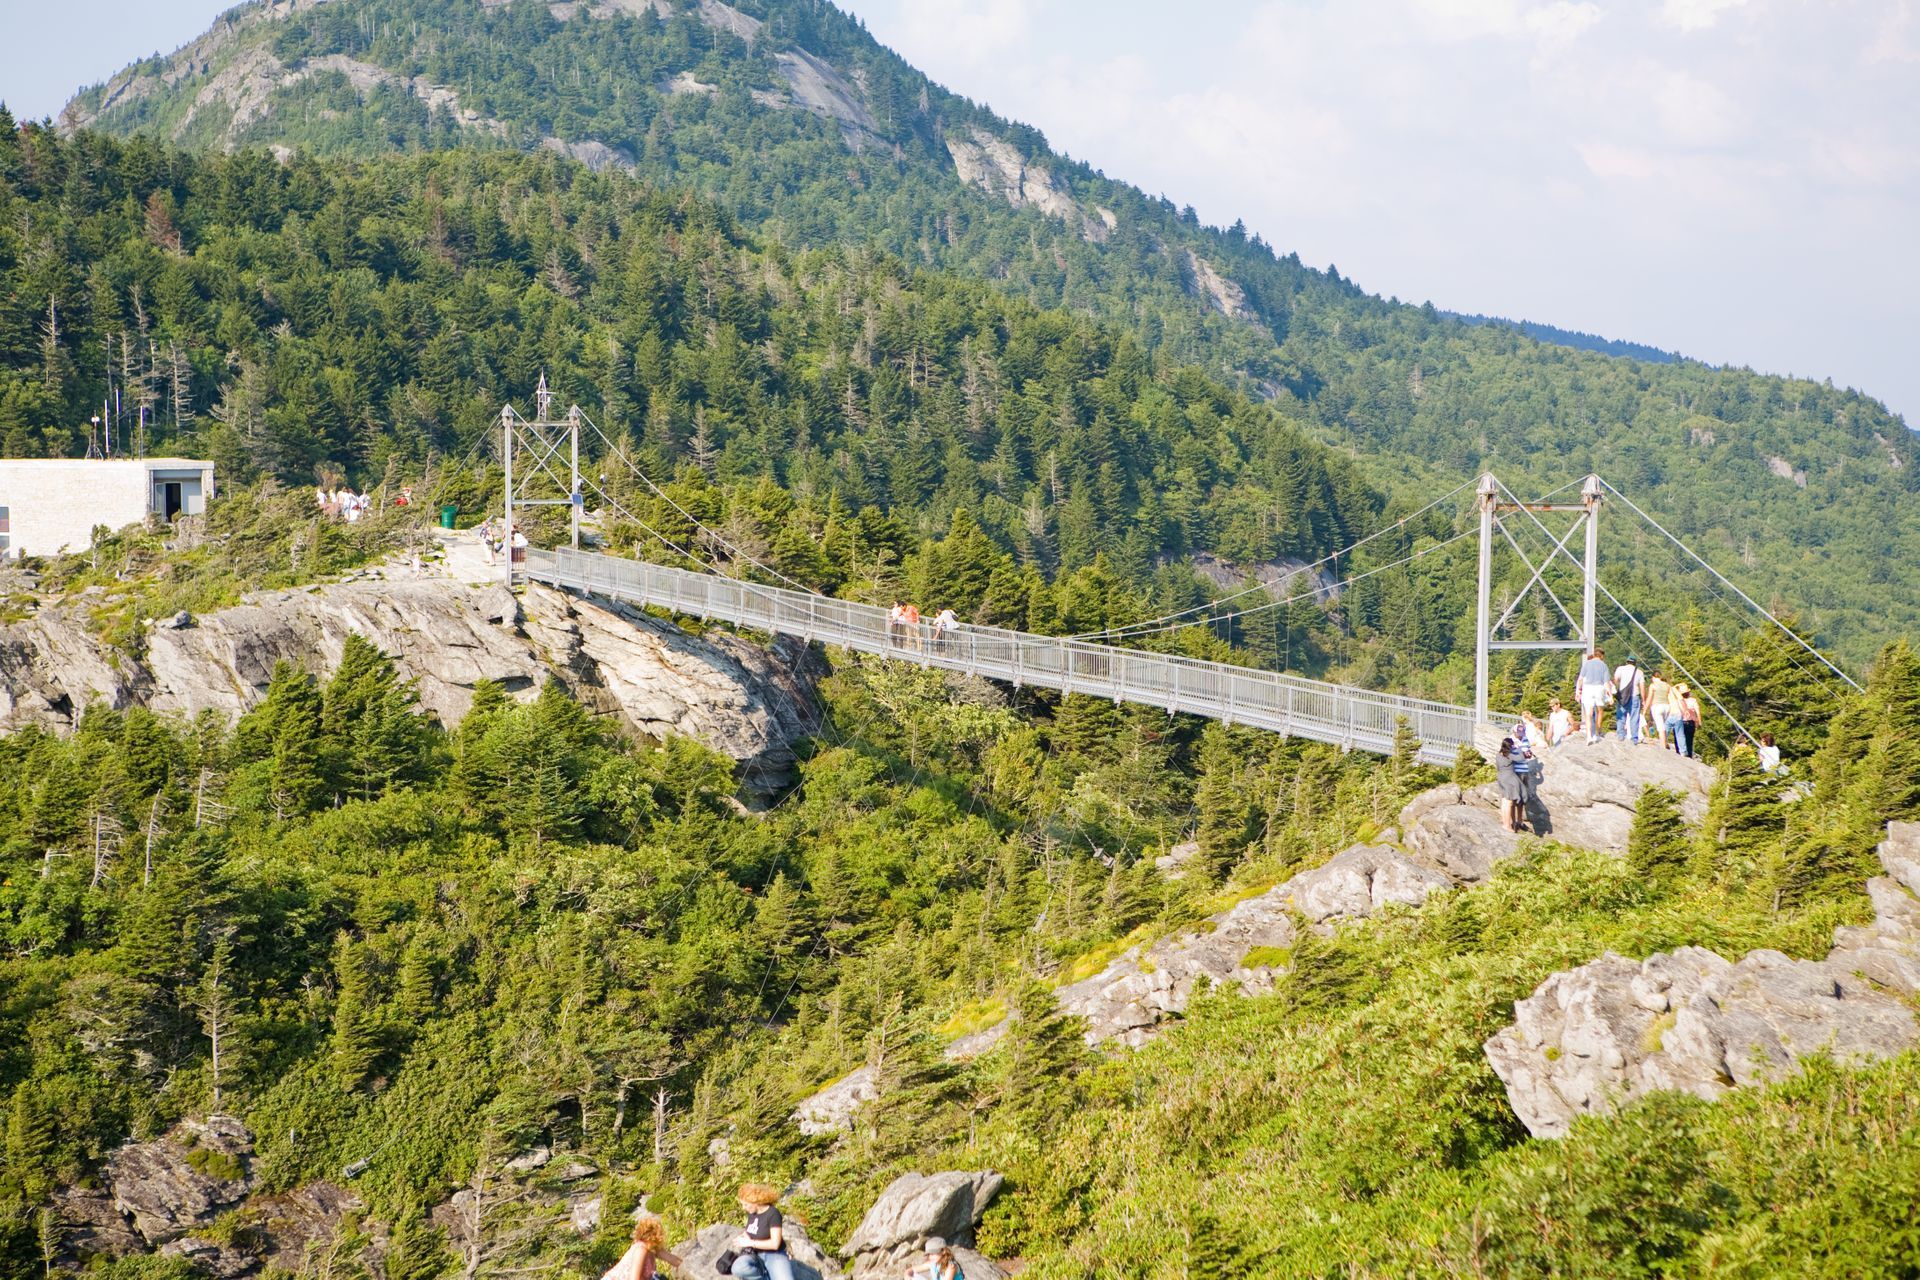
494,382 -> 1854,765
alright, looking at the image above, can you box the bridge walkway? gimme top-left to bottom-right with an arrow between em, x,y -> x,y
525,546 -> 1478,766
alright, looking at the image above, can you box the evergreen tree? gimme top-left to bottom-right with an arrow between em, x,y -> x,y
989,982 -> 1086,1130
229,661 -> 326,821
1627,786 -> 1689,889
329,933 -> 382,1092
1693,747 -> 1783,883
1194,723 -> 1254,883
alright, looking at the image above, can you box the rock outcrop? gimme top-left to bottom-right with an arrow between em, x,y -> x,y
903,736 -> 1713,1054
793,1067 -> 880,1137
1486,823 -> 1920,1137
106,1115 -> 257,1245
841,1171 -> 1003,1280
946,126 -> 1110,242
0,571 -> 820,793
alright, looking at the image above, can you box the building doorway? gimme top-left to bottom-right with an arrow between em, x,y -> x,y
160,482 -> 183,520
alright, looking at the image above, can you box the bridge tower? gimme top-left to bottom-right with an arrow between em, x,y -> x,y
500,373 -> 582,586
1474,472 -> 1604,723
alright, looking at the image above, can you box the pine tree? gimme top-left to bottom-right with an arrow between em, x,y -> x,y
1388,714 -> 1422,799
1626,786 -> 1689,889
330,933 -> 382,1092
1693,747 -> 1783,883
3,1084 -> 58,1202
1194,723 -> 1254,883
229,661 -> 326,821
990,982 -> 1086,1130
1452,742 -> 1493,788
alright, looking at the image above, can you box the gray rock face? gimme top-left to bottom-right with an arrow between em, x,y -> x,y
51,1188 -> 146,1263
106,1115 -> 257,1245
841,1171 -> 1002,1279
793,1066 -> 879,1137
1054,881 -> 1299,1049
1487,824 -> 1920,1137
673,1219 -> 842,1280
1289,844 -> 1454,923
0,574 -> 819,793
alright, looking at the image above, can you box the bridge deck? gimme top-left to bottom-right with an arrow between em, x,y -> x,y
526,547 -> 1478,766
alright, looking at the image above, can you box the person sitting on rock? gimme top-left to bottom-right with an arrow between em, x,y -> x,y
729,1183 -> 793,1280
907,1238 -> 963,1280
1757,731 -> 1783,775
1546,699 -> 1572,746
602,1217 -> 680,1280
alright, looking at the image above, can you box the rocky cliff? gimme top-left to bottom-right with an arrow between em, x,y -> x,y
1486,821 -> 1920,1138
794,736 -> 1715,1132
0,569 -> 819,793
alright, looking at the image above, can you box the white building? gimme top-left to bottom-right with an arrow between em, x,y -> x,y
0,458 -> 216,559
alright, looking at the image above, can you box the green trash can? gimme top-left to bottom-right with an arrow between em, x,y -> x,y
439,503 -> 458,529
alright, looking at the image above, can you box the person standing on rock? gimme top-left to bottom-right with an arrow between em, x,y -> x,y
603,1218 -> 680,1280
729,1183 -> 793,1280
1576,647 -> 1613,745
1496,737 -> 1526,833
1547,698 -> 1572,746
1647,670 -> 1674,749
1677,685 -> 1703,758
1612,653 -> 1645,744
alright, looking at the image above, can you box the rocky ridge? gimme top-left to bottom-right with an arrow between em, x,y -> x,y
794,736 -> 1715,1131
0,561 -> 820,793
1486,821 -> 1920,1137
63,0 -> 881,157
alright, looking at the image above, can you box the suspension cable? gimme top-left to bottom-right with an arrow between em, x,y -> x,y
571,407 -> 824,595
1082,527 -> 1478,643
1494,478 -> 1757,745
1064,476 -> 1479,641
1598,478 -> 1859,691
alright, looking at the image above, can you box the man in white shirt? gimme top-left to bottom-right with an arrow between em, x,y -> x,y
1611,653 -> 1645,745
1576,647 -> 1613,745
931,607 -> 958,651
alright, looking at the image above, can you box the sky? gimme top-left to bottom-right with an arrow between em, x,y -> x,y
2,0 -> 1915,424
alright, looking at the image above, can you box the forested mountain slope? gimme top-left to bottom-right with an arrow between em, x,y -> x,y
53,0 -> 1920,662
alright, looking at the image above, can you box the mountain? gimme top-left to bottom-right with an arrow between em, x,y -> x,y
1445,312 -> 1683,364
49,0 -> 1918,666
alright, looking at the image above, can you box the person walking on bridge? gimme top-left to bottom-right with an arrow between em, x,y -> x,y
1576,647 -> 1613,745
1612,653 -> 1646,745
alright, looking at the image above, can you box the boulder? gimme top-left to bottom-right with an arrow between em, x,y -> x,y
228,1180 -> 367,1275
1400,797 -> 1519,883
1487,854 -> 1920,1140
1828,824 -> 1920,997
1285,844 -> 1452,923
842,1171 -> 1003,1280
159,1236 -> 254,1280
106,1115 -> 257,1244
793,1066 -> 879,1137
673,1219 -> 843,1280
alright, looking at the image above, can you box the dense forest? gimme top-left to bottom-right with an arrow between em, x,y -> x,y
3,496 -> 1919,1274
53,0 -> 1920,663
1,3 -> 1917,1276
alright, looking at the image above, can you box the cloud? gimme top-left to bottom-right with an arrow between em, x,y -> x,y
853,0 -> 1920,419
1658,0 -> 1751,33
892,0 -> 1033,67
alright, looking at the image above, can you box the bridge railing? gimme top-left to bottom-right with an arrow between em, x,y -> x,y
526,547 -> 1476,766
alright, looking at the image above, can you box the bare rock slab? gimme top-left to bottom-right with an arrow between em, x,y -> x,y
842,1170 -> 1002,1277
106,1115 -> 257,1244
